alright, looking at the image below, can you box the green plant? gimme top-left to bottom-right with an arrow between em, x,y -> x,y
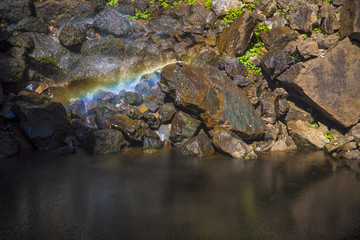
221,6 -> 243,25
254,21 -> 270,38
205,0 -> 212,9
237,46 -> 264,77
323,132 -> 332,143
310,122 -> 318,128
291,51 -> 302,63
106,0 -> 118,6
322,0 -> 330,3
126,8 -> 153,20
313,28 -> 323,33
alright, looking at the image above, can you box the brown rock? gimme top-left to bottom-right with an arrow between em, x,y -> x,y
259,26 -> 299,49
297,39 -> 320,59
340,0 -> 360,42
181,130 -> 215,157
170,111 -> 201,147
289,5 -> 319,33
110,114 -> 148,142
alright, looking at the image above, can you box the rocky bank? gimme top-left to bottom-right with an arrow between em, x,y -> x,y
0,0 -> 359,167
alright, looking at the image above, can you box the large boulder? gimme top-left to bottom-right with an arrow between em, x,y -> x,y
35,0 -> 94,27
277,38 -> 360,128
7,17 -> 49,34
81,35 -> 122,57
12,102 -> 70,151
169,111 -> 201,147
110,114 -> 148,142
0,0 -> 34,24
340,0 -> 360,42
59,24 -> 86,49
159,64 -> 265,139
143,129 -> 163,150
218,12 -> 258,56
209,126 -> 257,159
181,130 -> 215,157
289,5 -> 319,33
83,129 -> 127,154
0,53 -> 26,84
259,26 -> 298,49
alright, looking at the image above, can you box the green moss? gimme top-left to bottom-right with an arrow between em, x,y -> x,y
204,0 -> 212,9
323,132 -> 332,143
221,6 -> 243,26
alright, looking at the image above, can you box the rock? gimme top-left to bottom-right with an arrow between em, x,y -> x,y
234,76 -> 251,88
140,112 -> 160,130
83,129 -> 127,154
289,5 -> 319,33
7,124 -> 34,151
93,6 -> 143,36
124,91 -> 143,106
211,0 -> 243,17
155,124 -> 171,141
93,91 -> 116,101
95,107 -> 115,129
35,0 -> 94,27
285,101 -> 313,123
214,53 -> 248,79
70,119 -> 90,142
12,102 -> 70,151
349,124 -> 360,140
181,130 -> 215,157
67,100 -> 86,120
277,38 -> 360,128
278,98 -> 290,118
169,111 -> 201,147
189,4 -> 215,29
7,17 -> 49,34
0,0 -> 34,24
287,120 -> 329,149
0,134 -> 20,158
16,91 -> 44,104
135,82 -> 152,94
81,35 -> 122,57
258,90 -> 279,124
259,26 -> 299,49
125,105 -> 141,119
160,64 -> 265,139
143,129 -> 163,150
7,33 -> 34,49
340,0 -> 360,42
113,0 -> 148,15
265,12 -> 287,29
190,46 -> 219,67
110,114 -> 148,142
158,103 -> 176,124
209,126 -> 257,159
243,82 -> 263,106
338,149 -> 360,160
9,47 -> 27,60
312,33 -> 339,49
59,24 -> 86,49
325,135 -> 355,153
218,12 -> 258,56
320,3 -> 339,34
0,53 -> 26,84
297,39 -> 320,59
0,103 -> 16,120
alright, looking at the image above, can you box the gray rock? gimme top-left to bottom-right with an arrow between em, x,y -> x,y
0,53 -> 25,84
0,0 -> 34,24
110,114 -> 148,142
124,91 -> 143,106
143,129 -> 163,150
170,111 -> 201,147
59,24 -> 86,48
7,17 -> 49,34
181,130 -> 215,157
158,103 -> 176,124
211,0 -> 243,17
84,129 -> 127,154
81,35 -> 122,57
289,4 -> 319,32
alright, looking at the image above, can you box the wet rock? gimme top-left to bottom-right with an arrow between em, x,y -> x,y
7,17 -> 49,34
155,124 -> 171,141
285,101 -> 313,124
160,64 -> 265,139
218,12 -> 258,56
83,129 -> 127,154
297,39 -> 320,59
70,119 -> 90,142
0,133 -> 20,158
12,102 -> 70,151
340,0 -> 360,42
124,91 -> 143,106
35,0 -> 94,27
181,130 -> 215,157
169,111 -> 201,147
135,82 -> 152,94
81,35 -> 122,57
211,0 -> 243,17
110,114 -> 148,142
0,53 -> 26,84
260,26 -> 298,49
0,0 -> 34,24
289,5 -> 319,33
93,6 -> 143,36
0,103 -> 16,120
320,3 -> 339,34
16,91 -> 44,104
287,120 -> 329,149
9,47 -> 27,60
325,135 -> 355,153
258,90 -> 279,124
140,112 -> 160,130
338,150 -> 360,160
143,129 -> 163,150
277,38 -> 360,128
95,107 -> 115,129
67,100 -> 86,120
209,126 -> 257,159
59,24 -> 86,49
158,103 -> 176,124
125,105 -> 141,119
190,46 -> 219,67
93,91 -> 116,101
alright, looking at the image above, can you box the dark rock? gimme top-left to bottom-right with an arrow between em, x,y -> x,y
140,112 -> 160,130
95,107 -> 115,129
287,120 -> 329,149
158,103 -> 176,124
81,35 -> 122,57
234,76 -> 251,88
189,4 -> 215,29
160,64 -> 265,139
35,0 -> 94,27
261,44 -> 295,79
278,98 -> 290,118
218,12 -> 258,56
59,24 -> 86,49
124,91 -> 143,106
7,123 -> 34,150
0,53 -> 26,84
144,99 -> 163,113
285,101 -> 314,123
16,91 -> 44,104
190,46 -> 219,67
259,90 -> 279,124
338,150 -> 360,160
278,38 -> 360,128
211,0 -> 243,17
0,103 -> 16,120
169,111 -> 201,147
110,114 -> 148,142
181,130 -> 215,157
93,6 -> 143,36
9,47 -> 27,60
0,0 -> 34,24
12,102 -> 70,151
113,0 -> 148,15
297,39 -> 320,59
0,133 -> 20,158
259,26 -> 299,49
84,129 -> 127,154
7,33 -> 34,49
125,105 -> 141,119
135,82 -> 152,94
312,33 -> 339,49
7,17 -> 49,34
143,129 -> 163,150
70,119 -> 90,142
209,126 -> 257,159
215,53 -> 248,79
68,100 -> 86,120
289,5 -> 319,33
243,82 -> 264,106
340,0 -> 360,42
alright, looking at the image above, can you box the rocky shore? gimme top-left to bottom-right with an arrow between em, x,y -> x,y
0,0 -> 359,164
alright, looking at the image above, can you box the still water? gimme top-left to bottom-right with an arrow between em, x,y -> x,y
1,149 -> 360,240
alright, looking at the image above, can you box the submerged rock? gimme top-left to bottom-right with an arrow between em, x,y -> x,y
84,129 -> 127,154
160,64 -> 265,139
181,130 -> 215,157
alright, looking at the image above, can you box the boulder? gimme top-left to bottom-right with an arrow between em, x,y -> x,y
143,129 -> 164,150
312,33 -> 339,49
258,90 -> 279,124
289,5 -> 319,33
95,107 -> 115,129
35,0 -> 94,27
169,111 -> 201,147
211,0 -> 243,17
189,4 -> 215,29
349,124 -> 360,140
110,114 -> 148,142
7,33 -> 34,49
277,38 -> 360,128
340,0 -> 360,42
264,12 -> 287,29
9,47 -> 27,60
158,103 -> 176,124
140,112 -> 161,130
160,64 -> 265,139
0,134 -> 20,158
59,24 -> 86,49
7,17 -> 49,34
124,91 -> 143,106
81,35 -> 123,57
285,101 -> 313,123
67,100 -> 87,120
83,129 -> 127,154
125,105 -> 141,119
287,120 -> 329,149
320,3 -> 339,34
12,102 -> 70,151
0,0 -> 34,24
297,39 -> 320,59
0,53 -> 26,84
209,126 -> 257,159
259,26 -> 298,49
155,124 -> 171,141
218,12 -> 258,56
181,130 -> 215,157
214,53 -> 248,79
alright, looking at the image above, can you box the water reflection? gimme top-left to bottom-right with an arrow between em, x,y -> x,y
0,149 -> 360,239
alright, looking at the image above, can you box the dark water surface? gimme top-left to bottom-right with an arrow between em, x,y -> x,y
1,149 -> 360,240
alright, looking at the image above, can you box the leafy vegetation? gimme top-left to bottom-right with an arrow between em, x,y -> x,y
313,27 -> 323,33
127,9 -> 153,20
205,0 -> 212,9
291,51 -> 302,63
221,6 -> 244,26
323,132 -> 332,143
106,0 -> 118,6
